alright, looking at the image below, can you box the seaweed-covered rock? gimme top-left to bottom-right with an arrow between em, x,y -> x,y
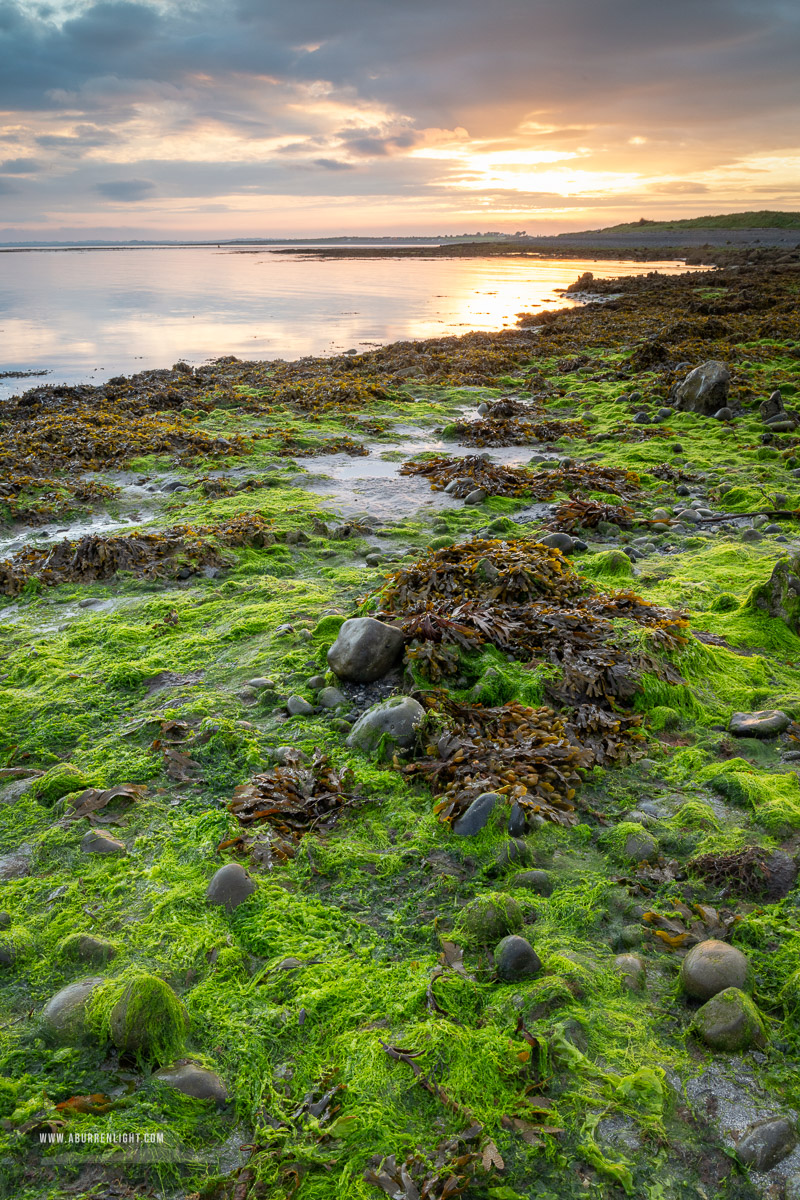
286,695 -> 314,716
60,934 -> 117,964
729,710 -> 790,737
206,863 -> 256,912
624,829 -> 658,862
736,1116 -> 797,1171
29,763 -> 93,805
692,987 -> 766,1051
154,1062 -> 228,1103
681,939 -> 749,1000
510,869 -> 554,896
108,974 -> 188,1061
592,549 -> 634,579
539,532 -> 575,555
346,696 -> 424,757
494,935 -> 542,982
674,361 -> 731,415
614,953 -> 646,992
745,551 -> 800,633
327,617 -> 405,683
455,893 -> 523,944
42,978 -> 105,1042
81,830 -> 126,855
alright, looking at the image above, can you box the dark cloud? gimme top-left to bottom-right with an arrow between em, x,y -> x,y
311,158 -> 355,170
95,178 -> 156,200
0,156 -> 41,172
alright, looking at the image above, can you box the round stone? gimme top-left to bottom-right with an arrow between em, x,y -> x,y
286,695 -> 314,715
109,974 -> 188,1060
452,792 -> 499,837
42,977 -> 105,1042
317,686 -> 347,708
539,532 -> 575,554
736,1117 -> 797,1171
729,709 -> 790,738
154,1062 -> 228,1103
327,617 -> 405,683
510,869 -> 553,896
464,488 -> 487,505
494,935 -> 542,982
346,696 -> 425,757
680,939 -> 749,1000
623,830 -> 658,862
614,953 -> 646,992
60,934 -> 117,964
691,987 -> 765,1051
206,863 -> 256,913
456,894 -> 523,943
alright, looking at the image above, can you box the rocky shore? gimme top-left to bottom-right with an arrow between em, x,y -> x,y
1,251 -> 800,1200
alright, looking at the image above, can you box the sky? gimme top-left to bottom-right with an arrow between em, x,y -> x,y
0,0 -> 798,240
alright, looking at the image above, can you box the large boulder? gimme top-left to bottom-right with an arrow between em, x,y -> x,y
680,939 -> 749,1000
326,618 -> 405,683
41,977 -> 105,1042
674,361 -> 731,414
729,710 -> 791,738
692,987 -> 766,1051
346,696 -> 425,757
736,1117 -> 798,1171
746,551 -> 800,633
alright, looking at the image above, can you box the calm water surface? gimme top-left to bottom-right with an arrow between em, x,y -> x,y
0,246 -> 701,399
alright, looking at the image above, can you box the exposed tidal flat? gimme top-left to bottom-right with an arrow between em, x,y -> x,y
1,250 -> 800,1199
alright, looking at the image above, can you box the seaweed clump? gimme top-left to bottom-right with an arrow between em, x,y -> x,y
448,416 -> 587,446
400,455 -> 641,501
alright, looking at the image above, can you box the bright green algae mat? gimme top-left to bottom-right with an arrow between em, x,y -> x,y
2,259 -> 800,1199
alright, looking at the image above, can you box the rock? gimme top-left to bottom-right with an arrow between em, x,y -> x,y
741,527 -> 762,543
681,939 -> 749,1000
206,863 -> 256,912
154,1062 -> 228,1103
539,532 -> 575,554
692,987 -> 765,1051
656,407 -> 673,421
651,507 -> 671,521
624,830 -> 658,862
760,389 -> 787,423
677,508 -> 700,523
735,1116 -> 797,1171
618,923 -> 643,949
508,801 -> 526,836
675,484 -> 691,496
729,710 -> 791,738
0,913 -> 10,929
494,935 -> 542,982
452,792 -> 499,836
272,746 -> 308,766
327,617 -> 405,683
510,869 -> 553,896
785,1173 -> 800,1199
60,934 -> 117,964
713,407 -> 733,421
316,685 -> 347,708
42,977 -> 104,1042
674,361 -> 731,415
286,695 -> 314,715
633,411 -> 651,424
464,488 -> 487,505
247,677 -> 275,690
762,851 -> 799,900
495,839 -> 533,871
346,696 -> 425,757
29,763 -> 92,804
109,974 -> 188,1060
81,831 -> 126,856
456,893 -> 523,943
746,551 -> 800,633
614,953 -> 646,992
365,552 -> 383,566
0,844 -> 32,880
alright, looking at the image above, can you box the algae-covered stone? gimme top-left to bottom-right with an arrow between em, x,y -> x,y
674,361 -> 731,414
624,828 -> 658,862
346,696 -> 424,758
29,763 -> 93,805
745,551 -> 800,633
510,869 -> 553,896
0,926 -> 30,968
154,1062 -> 228,1103
108,974 -> 188,1061
206,863 -> 256,912
327,617 -> 405,683
736,1117 -> 797,1171
455,893 -> 523,944
692,987 -> 766,1051
494,838 -> 533,871
729,709 -> 791,737
592,550 -> 634,579
614,953 -> 646,992
42,977 -> 104,1042
286,695 -> 314,716
494,935 -> 541,982
681,939 -> 749,1000
317,686 -> 347,709
60,934 -> 117,964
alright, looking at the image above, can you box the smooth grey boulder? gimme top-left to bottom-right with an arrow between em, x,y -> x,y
327,617 -> 405,683
452,792 -> 499,836
81,831 -> 126,856
508,801 -> 526,836
154,1062 -> 228,1103
317,686 -> 347,709
681,939 -> 749,1000
736,1117 -> 797,1171
494,935 -> 542,982
286,695 -> 314,716
624,830 -> 658,862
464,488 -> 487,505
729,709 -> 790,737
346,696 -> 425,757
61,934 -> 117,964
539,532 -> 575,554
206,863 -> 256,912
692,987 -> 765,1051
674,361 -> 731,414
42,977 -> 104,1042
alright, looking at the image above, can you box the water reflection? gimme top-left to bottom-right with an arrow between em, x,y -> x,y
0,246 -> 701,398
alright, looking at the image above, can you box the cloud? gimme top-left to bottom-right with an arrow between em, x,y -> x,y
0,156 -> 41,172
94,177 -> 156,200
311,157 -> 355,170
